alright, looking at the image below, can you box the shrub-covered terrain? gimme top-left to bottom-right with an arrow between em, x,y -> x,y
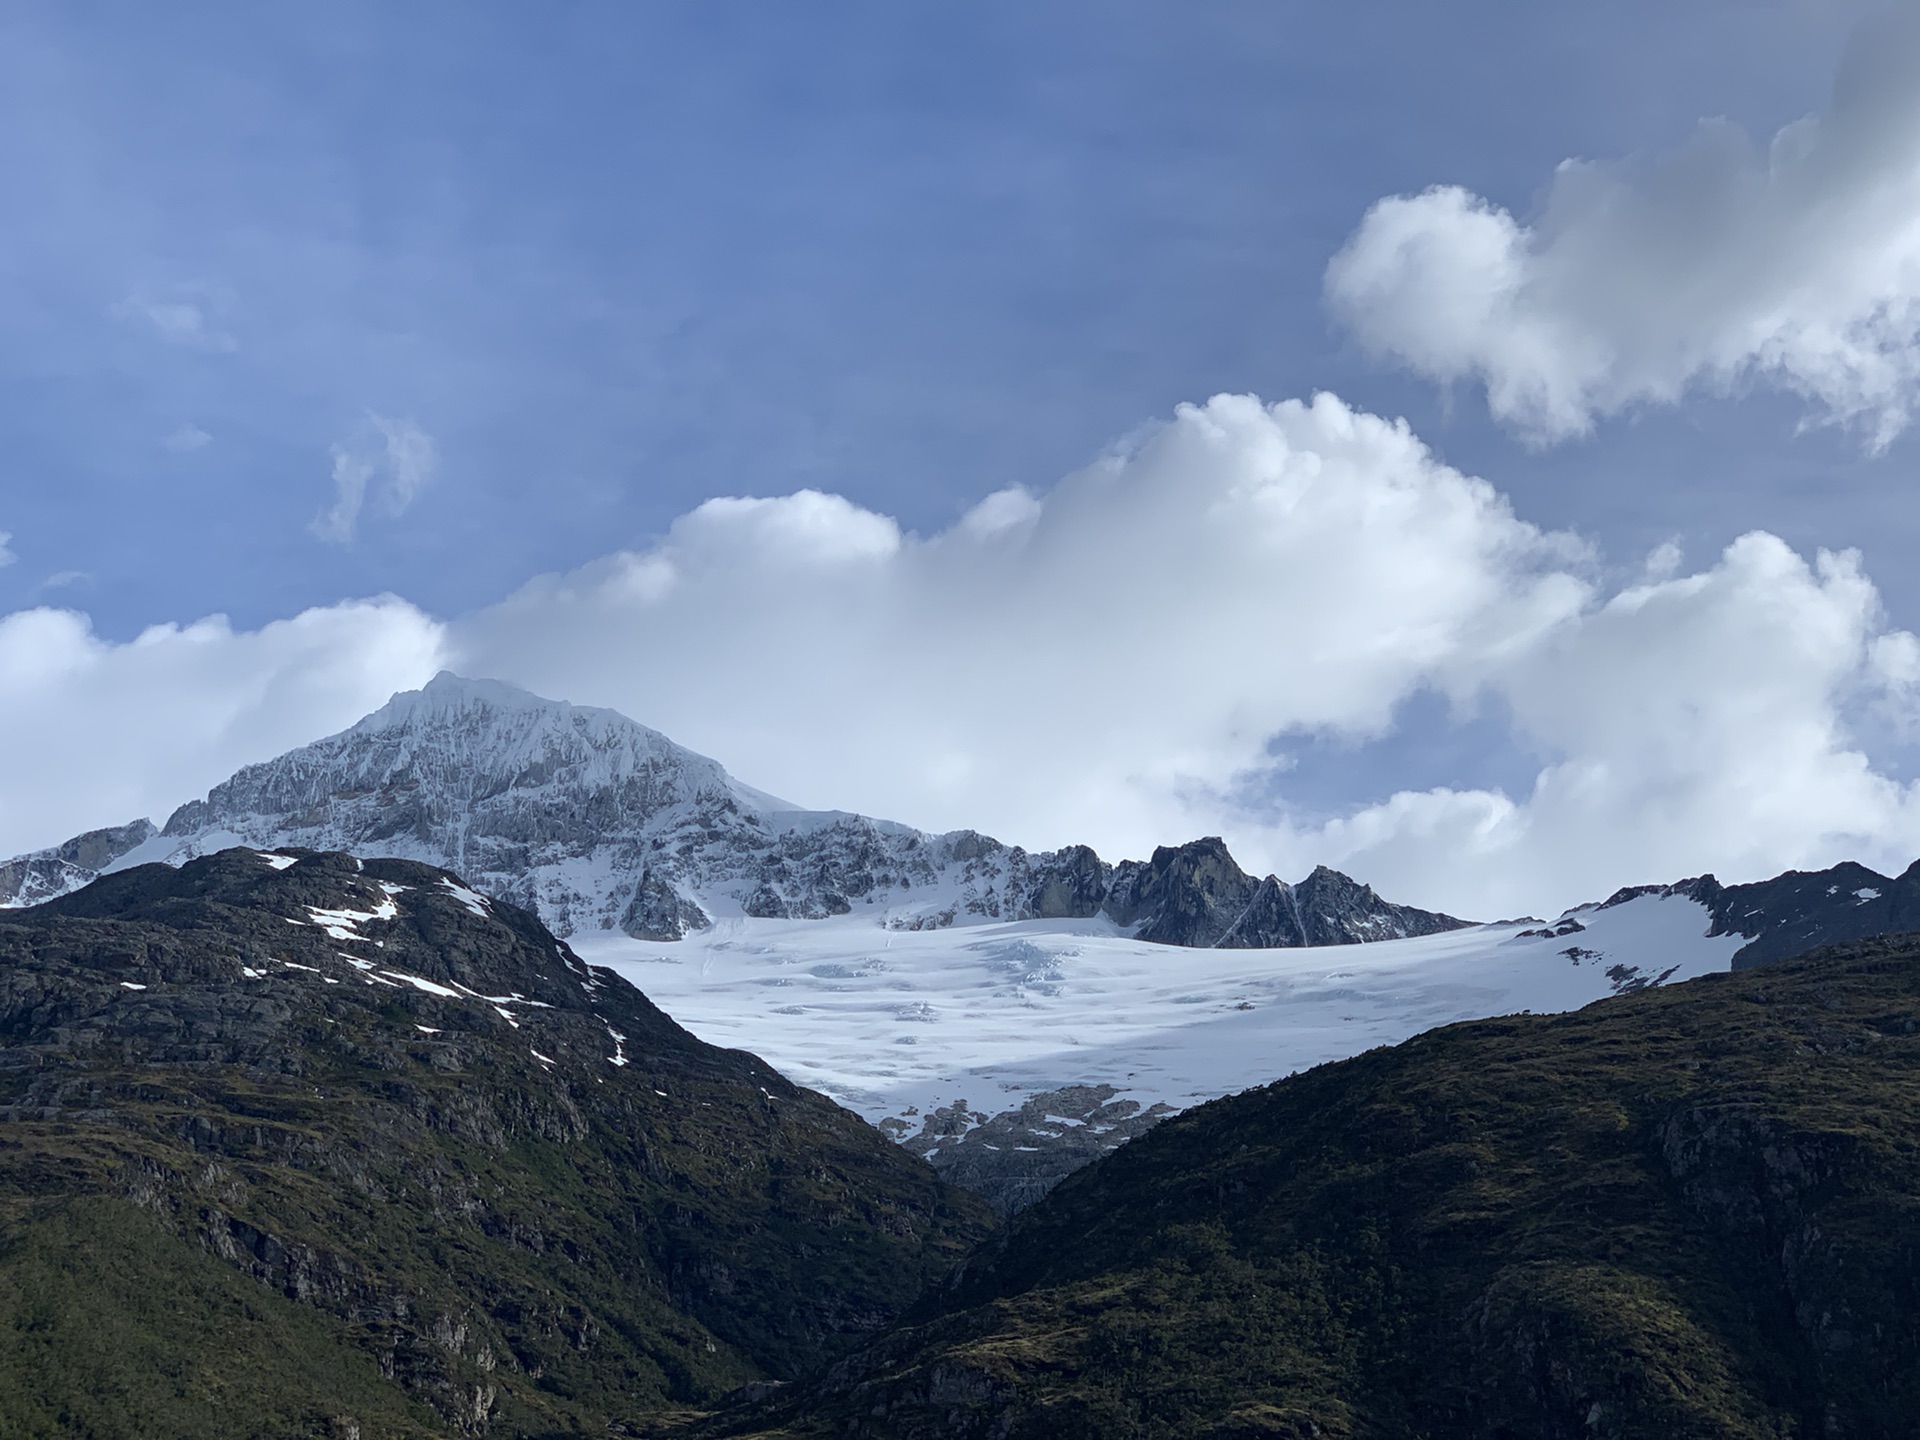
705,933 -> 1920,1439
0,848 -> 992,1437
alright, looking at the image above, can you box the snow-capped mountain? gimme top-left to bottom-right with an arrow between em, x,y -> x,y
1,672 -> 1466,948
8,671 -> 1920,1212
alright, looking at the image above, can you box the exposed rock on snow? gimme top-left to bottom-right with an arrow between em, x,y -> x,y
1104,839 -> 1467,948
900,1084 -> 1179,1217
1583,862 -> 1920,968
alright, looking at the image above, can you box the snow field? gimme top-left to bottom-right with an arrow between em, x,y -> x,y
578,890 -> 1744,1137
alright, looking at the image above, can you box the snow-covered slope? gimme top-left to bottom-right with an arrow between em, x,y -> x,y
7,673 -> 1465,950
576,886 -> 1743,1145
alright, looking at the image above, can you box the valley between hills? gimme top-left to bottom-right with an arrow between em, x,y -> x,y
4,675 -> 1920,1437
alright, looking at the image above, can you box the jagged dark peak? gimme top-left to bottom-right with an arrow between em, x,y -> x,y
1575,859 -> 1920,970
1700,859 -> 1920,968
1596,874 -> 1721,910
1213,872 -> 1309,949
1291,861 -> 1469,945
1105,836 -> 1255,945
1104,836 -> 1466,949
1022,843 -> 1111,920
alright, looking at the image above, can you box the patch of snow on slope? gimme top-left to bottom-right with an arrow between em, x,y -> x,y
439,877 -> 491,918
303,896 -> 398,942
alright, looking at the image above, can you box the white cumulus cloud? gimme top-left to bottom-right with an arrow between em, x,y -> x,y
1326,10 -> 1920,448
454,393 -> 1591,872
1303,533 -> 1920,915
0,598 -> 446,855
448,390 -> 1920,914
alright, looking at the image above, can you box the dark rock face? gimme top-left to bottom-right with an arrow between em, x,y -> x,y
904,1086 -> 1177,1217
1105,837 -> 1467,949
620,864 -> 712,940
1106,837 -> 1257,945
1021,845 -> 1111,920
0,847 -> 991,1434
1291,862 -> 1468,944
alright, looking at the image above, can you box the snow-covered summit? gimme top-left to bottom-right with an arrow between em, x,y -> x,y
341,673 -> 786,814
166,670 -> 782,847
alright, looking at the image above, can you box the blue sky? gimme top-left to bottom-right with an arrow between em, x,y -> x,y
7,1 -> 1920,915
0,1 -> 1887,625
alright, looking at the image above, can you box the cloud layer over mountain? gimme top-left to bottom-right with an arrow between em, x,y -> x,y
1326,10 -> 1920,447
0,597 -> 443,853
446,393 -> 1920,916
5,389 -> 1918,916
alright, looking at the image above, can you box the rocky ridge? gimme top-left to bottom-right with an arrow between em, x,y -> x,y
2,673 -> 1467,952
0,817 -> 156,908
1537,858 -> 1920,968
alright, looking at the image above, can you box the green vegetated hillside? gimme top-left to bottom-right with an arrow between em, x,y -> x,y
704,934 -> 1920,1440
0,849 -> 992,1438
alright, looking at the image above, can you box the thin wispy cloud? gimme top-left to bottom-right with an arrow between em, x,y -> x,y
162,423 -> 211,453
0,531 -> 14,568
109,297 -> 238,354
310,415 -> 439,544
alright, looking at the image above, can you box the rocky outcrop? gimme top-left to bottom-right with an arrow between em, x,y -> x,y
619,864 -> 712,940
1021,844 -> 1110,919
0,817 -> 155,906
1106,838 -> 1467,949
903,1085 -> 1178,1217
1585,860 -> 1920,968
1291,862 -> 1468,944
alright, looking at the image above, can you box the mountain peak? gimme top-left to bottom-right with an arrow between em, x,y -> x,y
357,670 -> 671,745
6,679 -> 1462,952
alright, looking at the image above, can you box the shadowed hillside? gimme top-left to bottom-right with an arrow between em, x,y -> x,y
0,848 -> 992,1437
700,933 -> 1920,1439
